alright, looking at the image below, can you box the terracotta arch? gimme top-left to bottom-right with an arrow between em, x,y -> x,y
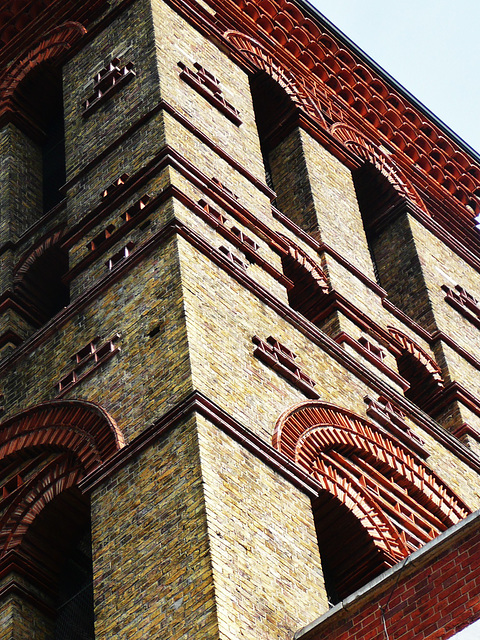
0,453 -> 84,555
0,22 -> 86,113
13,229 -> 70,324
13,228 -> 66,283
224,30 -> 326,125
274,401 -> 469,554
278,234 -> 329,293
277,234 -> 330,325
0,400 -> 123,556
388,327 -> 443,382
330,122 -> 428,214
307,446 -> 408,564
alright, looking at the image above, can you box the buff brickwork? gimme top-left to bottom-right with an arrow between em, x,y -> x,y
0,0 -> 479,638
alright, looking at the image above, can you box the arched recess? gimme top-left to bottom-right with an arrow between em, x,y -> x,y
331,123 -> 435,323
13,229 -> 70,325
0,23 -> 86,221
388,327 -> 444,410
330,122 -> 427,214
239,35 -> 326,234
0,400 -> 123,634
277,234 -> 331,327
0,22 -> 86,114
224,30 -> 326,126
274,401 -> 469,601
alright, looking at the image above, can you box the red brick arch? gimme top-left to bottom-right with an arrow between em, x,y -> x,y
0,400 -> 123,556
330,122 -> 428,214
279,234 -> 329,293
0,452 -> 83,555
388,326 -> 443,383
274,401 -> 469,564
13,228 -> 66,283
224,30 -> 326,125
0,22 -> 86,114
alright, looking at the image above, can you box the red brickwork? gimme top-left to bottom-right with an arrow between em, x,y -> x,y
297,513 -> 480,640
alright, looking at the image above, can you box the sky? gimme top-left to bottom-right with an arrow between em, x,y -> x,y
305,0 -> 480,155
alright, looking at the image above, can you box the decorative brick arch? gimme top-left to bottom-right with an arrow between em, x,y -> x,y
0,22 -> 86,114
0,452 -> 83,555
0,400 -> 123,556
330,122 -> 428,214
13,229 -> 70,324
277,234 -> 330,323
388,326 -> 443,383
224,30 -> 326,125
274,402 -> 469,564
279,234 -> 329,293
308,448 -> 408,564
13,228 -> 66,283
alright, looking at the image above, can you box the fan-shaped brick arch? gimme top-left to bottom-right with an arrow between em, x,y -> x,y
309,450 -> 408,564
388,327 -> 443,383
224,30 -> 326,124
0,452 -> 83,555
0,400 -> 123,557
274,401 -> 469,554
279,235 -> 329,293
13,228 -> 66,283
0,400 -> 123,467
330,122 -> 428,214
0,22 -> 86,114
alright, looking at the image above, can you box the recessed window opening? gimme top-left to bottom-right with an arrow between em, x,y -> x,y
21,488 -> 95,640
396,351 -> 442,411
312,491 -> 384,604
15,244 -> 70,325
353,163 -> 404,289
14,63 -> 66,214
250,71 -> 297,190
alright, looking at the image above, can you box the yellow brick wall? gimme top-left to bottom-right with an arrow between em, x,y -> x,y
197,415 -> 328,639
91,415 -> 219,639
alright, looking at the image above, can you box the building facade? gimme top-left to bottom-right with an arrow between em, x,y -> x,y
0,0 -> 479,638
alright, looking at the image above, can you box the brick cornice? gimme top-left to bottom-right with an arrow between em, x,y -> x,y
79,390 -> 322,496
0,550 -> 57,613
451,422 -> 480,442
0,578 -> 55,618
427,381 -> 480,421
0,291 -> 41,327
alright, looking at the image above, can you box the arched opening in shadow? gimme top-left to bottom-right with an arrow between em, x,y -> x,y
21,488 -> 95,640
278,238 -> 332,331
14,238 -> 69,325
312,491 -> 386,604
0,400 -> 122,637
353,163 -> 434,328
274,402 -> 469,604
398,351 -> 443,410
353,163 -> 405,287
388,327 -> 444,412
250,71 -> 322,235
13,62 -> 66,214
250,71 -> 297,188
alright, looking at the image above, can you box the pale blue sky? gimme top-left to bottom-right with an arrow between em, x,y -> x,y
306,0 -> 480,155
